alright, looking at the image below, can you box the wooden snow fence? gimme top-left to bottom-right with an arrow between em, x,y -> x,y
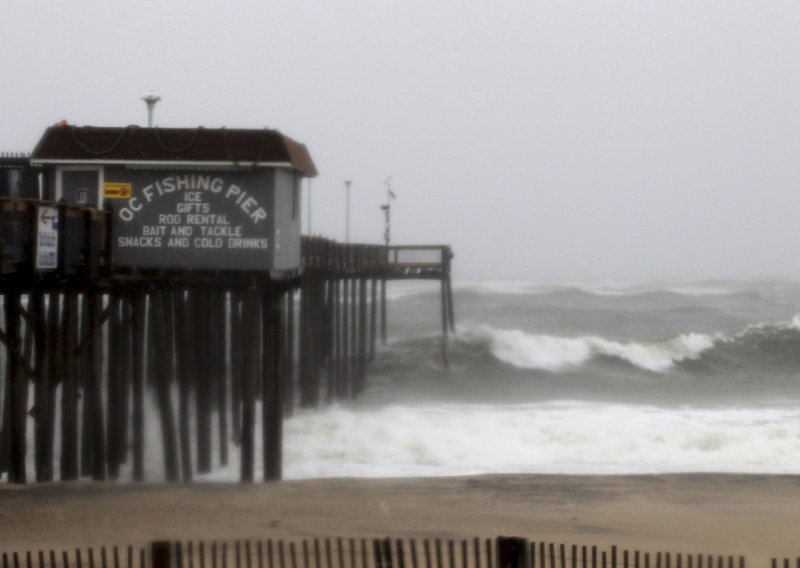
0,538 -> 747,568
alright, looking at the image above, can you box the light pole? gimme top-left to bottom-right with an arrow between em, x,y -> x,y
381,176 -> 396,246
142,92 -> 161,127
307,178 -> 312,234
344,180 -> 352,243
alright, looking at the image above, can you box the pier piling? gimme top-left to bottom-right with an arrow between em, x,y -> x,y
0,196 -> 453,483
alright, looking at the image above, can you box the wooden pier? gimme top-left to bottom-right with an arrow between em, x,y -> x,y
0,194 -> 454,484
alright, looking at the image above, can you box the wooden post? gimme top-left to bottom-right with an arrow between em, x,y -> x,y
380,278 -> 388,345
117,295 -> 132,467
496,540 -> 528,568
80,293 -> 94,476
445,274 -> 455,332
299,275 -> 318,408
263,289 -> 283,481
131,292 -> 145,481
106,294 -> 122,479
283,290 -> 295,416
230,291 -> 243,445
369,278 -> 378,362
0,318 -> 9,477
318,279 -> 330,378
195,291 -> 213,474
150,542 -> 174,568
299,285 -> 309,413
240,289 -> 260,482
217,291 -> 229,467
312,276 -> 322,402
43,291 -> 61,480
147,294 -> 158,388
440,277 -> 450,369
443,248 -> 455,332
341,278 -> 351,398
174,289 -> 193,482
350,276 -> 358,395
325,280 -> 336,404
151,291 -> 179,482
60,291 -> 79,480
6,291 -> 26,483
32,290 -> 51,482
86,289 -> 106,480
357,277 -> 368,394
331,279 -> 341,400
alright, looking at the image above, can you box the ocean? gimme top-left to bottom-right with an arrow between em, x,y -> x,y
269,279 -> 800,480
11,279 -> 800,482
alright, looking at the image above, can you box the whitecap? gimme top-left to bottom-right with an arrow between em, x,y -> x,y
460,325 -> 716,373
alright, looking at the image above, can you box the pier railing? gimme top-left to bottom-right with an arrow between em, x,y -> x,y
301,236 -> 452,278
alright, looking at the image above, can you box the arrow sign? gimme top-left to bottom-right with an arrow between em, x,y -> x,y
36,205 -> 59,270
104,182 -> 133,199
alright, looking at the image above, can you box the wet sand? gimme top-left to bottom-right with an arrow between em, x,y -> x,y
1,475 -> 799,565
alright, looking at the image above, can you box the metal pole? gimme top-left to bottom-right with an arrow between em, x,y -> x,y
142,93 -> 161,127
307,178 -> 312,234
382,177 -> 394,246
344,180 -> 352,243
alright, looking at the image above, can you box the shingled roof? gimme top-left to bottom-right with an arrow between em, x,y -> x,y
31,125 -> 318,176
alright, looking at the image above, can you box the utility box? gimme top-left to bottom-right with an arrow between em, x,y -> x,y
31,125 -> 317,271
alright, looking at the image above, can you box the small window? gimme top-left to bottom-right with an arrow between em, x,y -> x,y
61,169 -> 101,206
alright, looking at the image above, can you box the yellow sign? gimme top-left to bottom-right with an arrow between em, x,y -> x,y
103,182 -> 132,199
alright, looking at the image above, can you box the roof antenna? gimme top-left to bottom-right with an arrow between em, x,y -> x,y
142,92 -> 161,127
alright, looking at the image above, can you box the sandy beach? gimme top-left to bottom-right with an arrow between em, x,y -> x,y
1,474 -> 799,566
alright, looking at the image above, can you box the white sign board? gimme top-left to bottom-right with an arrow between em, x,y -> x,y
36,205 -> 59,270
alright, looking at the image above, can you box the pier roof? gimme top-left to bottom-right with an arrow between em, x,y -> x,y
31,125 -> 318,176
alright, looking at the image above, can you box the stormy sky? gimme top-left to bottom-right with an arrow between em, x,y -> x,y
3,1 -> 800,281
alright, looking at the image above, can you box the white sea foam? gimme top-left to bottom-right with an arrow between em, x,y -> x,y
28,398 -> 798,483
461,325 -> 716,372
6,367 -> 798,485
277,401 -> 800,478
126,399 -> 800,482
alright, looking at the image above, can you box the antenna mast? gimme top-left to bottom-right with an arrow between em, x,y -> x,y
142,92 -> 161,127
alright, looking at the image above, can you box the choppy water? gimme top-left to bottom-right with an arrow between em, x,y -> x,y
13,280 -> 800,482
274,280 -> 800,479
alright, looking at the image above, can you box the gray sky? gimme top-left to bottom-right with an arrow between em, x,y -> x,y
3,1 -> 800,281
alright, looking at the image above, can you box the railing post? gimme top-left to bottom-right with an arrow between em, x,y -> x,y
497,538 -> 528,568
150,542 -> 175,568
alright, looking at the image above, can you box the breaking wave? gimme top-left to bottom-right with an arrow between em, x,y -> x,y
458,316 -> 800,374
460,325 -> 716,372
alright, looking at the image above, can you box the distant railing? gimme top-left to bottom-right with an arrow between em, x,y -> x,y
301,236 -> 386,271
301,237 -> 452,275
0,536 -> 749,568
386,245 -> 452,270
